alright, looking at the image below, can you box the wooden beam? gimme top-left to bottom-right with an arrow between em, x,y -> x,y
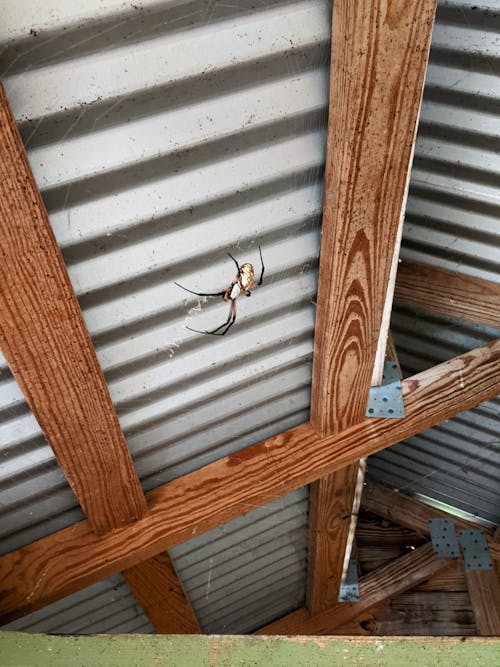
464,530 -> 500,636
306,464 -> 361,614
362,481 -> 500,562
257,543 -> 451,635
310,0 -> 436,435
395,260 -> 500,328
0,83 -> 147,535
123,554 -> 200,634
465,568 -> 500,636
0,339 -> 498,623
0,84 -> 198,631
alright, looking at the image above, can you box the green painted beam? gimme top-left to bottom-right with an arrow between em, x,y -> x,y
1,632 -> 499,667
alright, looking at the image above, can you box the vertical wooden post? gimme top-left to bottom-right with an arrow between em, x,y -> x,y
307,0 -> 436,614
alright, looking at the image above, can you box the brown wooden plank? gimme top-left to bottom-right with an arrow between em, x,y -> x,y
0,85 -> 198,633
310,0 -> 436,435
0,339 -> 498,623
362,481 -> 500,562
464,568 -> 500,636
257,543 -> 451,635
0,83 -> 147,535
306,464 -> 361,614
395,260 -> 500,328
123,554 -> 200,634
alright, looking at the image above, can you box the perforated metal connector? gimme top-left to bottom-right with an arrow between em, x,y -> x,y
366,361 -> 405,418
459,530 -> 493,570
338,559 -> 360,602
428,518 -> 460,557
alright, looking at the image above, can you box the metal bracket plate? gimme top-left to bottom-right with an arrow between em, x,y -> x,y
459,530 -> 493,570
366,361 -> 405,418
428,518 -> 460,557
338,559 -> 360,602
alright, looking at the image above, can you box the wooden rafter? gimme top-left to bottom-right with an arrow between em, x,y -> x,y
123,554 -> 200,634
306,464 -> 362,614
0,339 -> 497,623
258,543 -> 452,635
0,84 -> 197,632
307,0 -> 436,613
362,481 -> 500,562
395,260 -> 500,328
0,83 -> 147,535
310,0 -> 436,435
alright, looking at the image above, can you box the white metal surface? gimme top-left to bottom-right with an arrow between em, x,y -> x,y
0,0 -> 498,636
3,574 -> 154,635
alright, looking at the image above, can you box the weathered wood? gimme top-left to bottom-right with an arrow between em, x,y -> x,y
2,633 -> 499,667
307,464 -> 361,614
123,553 -> 200,634
464,568 -> 500,636
0,84 -> 198,632
0,340 -> 498,623
257,543 -> 451,635
395,260 -> 500,328
358,591 -> 476,637
0,84 -> 147,535
310,0 -> 436,434
362,481 -> 500,562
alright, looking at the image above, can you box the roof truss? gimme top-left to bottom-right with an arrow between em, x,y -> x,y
0,0 -> 499,636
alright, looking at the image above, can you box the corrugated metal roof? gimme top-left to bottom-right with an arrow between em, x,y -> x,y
0,0 -> 328,555
369,304 -> 500,525
3,573 -> 154,635
0,0 -> 498,636
170,487 -> 308,634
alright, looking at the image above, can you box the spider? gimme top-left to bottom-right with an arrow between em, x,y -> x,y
175,246 -> 264,336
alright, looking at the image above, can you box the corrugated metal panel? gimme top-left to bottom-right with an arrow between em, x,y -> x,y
3,573 -> 154,635
169,487 -> 308,634
405,0 -> 500,282
369,304 -> 500,525
0,0 -> 329,555
0,0 -> 498,635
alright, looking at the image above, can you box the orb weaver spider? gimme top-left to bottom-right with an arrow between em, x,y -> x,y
175,246 -> 265,336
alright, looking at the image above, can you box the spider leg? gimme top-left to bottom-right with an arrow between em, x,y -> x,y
246,247 -> 265,291
257,245 -> 265,286
186,299 -> 237,336
227,251 -> 241,276
175,281 -> 226,298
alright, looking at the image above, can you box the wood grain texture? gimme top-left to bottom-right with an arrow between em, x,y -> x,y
307,464 -> 361,614
362,481 -> 500,562
123,554 -> 200,634
0,339 -> 498,623
464,568 -> 500,636
311,0 -> 436,434
257,543 -> 451,635
0,84 -> 147,535
395,260 -> 500,328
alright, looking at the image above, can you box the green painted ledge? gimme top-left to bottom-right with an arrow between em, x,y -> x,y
1,633 -> 499,667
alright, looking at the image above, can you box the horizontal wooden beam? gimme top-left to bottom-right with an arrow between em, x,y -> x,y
123,554 -> 200,634
0,339 -> 498,623
362,481 -> 500,562
0,83 -> 147,535
395,260 -> 500,328
257,543 -> 451,635
2,632 -> 500,666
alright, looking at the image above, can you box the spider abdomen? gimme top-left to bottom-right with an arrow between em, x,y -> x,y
240,263 -> 254,290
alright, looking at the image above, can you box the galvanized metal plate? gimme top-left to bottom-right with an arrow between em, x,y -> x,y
338,560 -> 360,603
366,362 -> 405,418
459,530 -> 493,571
428,518 -> 460,557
